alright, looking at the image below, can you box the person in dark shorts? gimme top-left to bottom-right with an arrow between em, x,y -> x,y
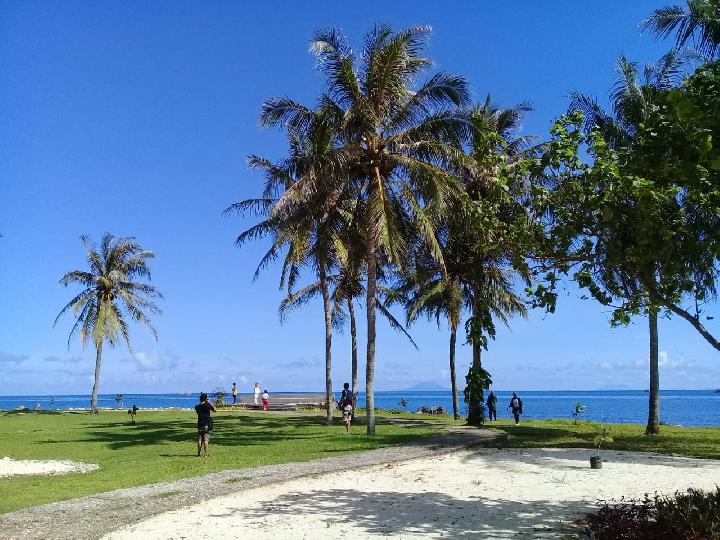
338,382 -> 353,433
486,391 -> 498,421
195,392 -> 216,457
507,392 -> 523,425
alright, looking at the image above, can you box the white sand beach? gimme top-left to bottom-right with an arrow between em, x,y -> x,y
0,457 -> 98,478
105,448 -> 720,539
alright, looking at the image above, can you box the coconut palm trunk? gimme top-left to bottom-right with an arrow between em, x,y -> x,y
348,297 -> 358,419
449,325 -> 459,420
90,341 -> 103,414
467,295 -> 484,423
366,178 -> 379,435
319,263 -> 333,425
646,311 -> 660,434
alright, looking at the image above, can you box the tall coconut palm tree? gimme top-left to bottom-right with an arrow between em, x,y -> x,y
265,25 -> 473,434
54,234 -> 162,413
569,52 -> 688,435
642,0 -> 720,59
226,107 -> 349,425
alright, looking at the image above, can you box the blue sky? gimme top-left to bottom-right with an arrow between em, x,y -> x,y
1,1 -> 718,395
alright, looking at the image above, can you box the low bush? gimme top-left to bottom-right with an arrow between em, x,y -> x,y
582,487 -> 720,539
416,405 -> 447,415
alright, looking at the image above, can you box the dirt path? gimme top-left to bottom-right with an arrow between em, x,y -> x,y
0,426 -> 505,540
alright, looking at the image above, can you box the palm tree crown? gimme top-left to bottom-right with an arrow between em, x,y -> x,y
55,234 -> 162,412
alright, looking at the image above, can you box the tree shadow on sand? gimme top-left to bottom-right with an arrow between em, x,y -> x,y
216,488 -> 591,537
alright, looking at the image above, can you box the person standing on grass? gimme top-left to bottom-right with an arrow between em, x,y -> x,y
486,391 -> 498,421
338,382 -> 353,433
262,389 -> 269,411
195,392 -> 216,457
507,392 -> 523,425
253,383 -> 261,405
231,382 -> 238,404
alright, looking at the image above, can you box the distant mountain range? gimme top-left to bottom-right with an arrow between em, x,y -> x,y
400,381 -> 449,391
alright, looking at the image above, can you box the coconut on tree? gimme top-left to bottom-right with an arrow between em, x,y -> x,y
54,234 -> 162,413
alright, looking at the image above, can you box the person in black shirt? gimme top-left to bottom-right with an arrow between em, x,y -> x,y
486,391 -> 498,421
338,382 -> 354,433
195,392 -> 216,457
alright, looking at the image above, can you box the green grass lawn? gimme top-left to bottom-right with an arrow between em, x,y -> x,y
0,409 -> 435,513
2,409 -> 719,514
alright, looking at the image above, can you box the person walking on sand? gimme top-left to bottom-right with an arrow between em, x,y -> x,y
507,392 -> 523,425
231,382 -> 238,404
253,383 -> 261,405
338,382 -> 354,433
486,391 -> 498,421
262,389 -> 269,411
195,392 -> 216,457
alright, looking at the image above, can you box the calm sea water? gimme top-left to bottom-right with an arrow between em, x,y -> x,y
1,390 -> 718,427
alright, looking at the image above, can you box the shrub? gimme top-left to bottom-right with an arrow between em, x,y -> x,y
416,405 -> 447,415
582,487 -> 720,539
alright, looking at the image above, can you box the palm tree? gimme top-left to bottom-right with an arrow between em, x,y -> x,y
306,25 -> 471,434
54,234 -> 162,413
226,107 -> 349,425
641,0 -> 720,59
402,258 -> 463,419
569,52 -> 688,435
459,99 -> 535,424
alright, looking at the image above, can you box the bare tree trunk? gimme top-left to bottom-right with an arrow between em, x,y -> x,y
90,341 -> 103,414
449,326 -> 459,420
348,297 -> 358,420
646,311 -> 660,435
366,171 -> 380,436
319,263 -> 333,426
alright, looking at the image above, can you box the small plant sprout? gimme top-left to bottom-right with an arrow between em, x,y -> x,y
593,425 -> 614,453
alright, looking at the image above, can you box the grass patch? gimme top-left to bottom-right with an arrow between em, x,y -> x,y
0,409 -> 435,513
359,412 -> 720,459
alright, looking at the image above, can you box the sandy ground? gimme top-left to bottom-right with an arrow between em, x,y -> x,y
0,456 -> 98,478
103,448 -> 720,539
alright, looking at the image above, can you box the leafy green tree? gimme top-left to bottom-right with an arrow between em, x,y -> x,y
549,53 -> 690,434
642,0 -> 720,59
627,60 -> 720,350
54,234 -> 162,413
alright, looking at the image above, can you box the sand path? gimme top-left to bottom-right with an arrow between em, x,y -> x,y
104,448 -> 720,539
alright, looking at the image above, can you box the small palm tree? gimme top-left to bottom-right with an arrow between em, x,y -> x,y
641,0 -> 720,59
55,234 -> 162,413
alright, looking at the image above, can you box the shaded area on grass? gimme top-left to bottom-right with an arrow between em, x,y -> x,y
0,410 -> 436,513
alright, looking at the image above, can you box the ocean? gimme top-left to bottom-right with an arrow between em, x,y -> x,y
1,390 -> 717,427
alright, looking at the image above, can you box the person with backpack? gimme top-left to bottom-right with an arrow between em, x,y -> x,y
338,382 -> 353,433
507,392 -> 523,425
486,391 -> 498,421
195,392 -> 216,457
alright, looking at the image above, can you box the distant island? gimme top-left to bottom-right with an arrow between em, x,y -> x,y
401,382 -> 450,391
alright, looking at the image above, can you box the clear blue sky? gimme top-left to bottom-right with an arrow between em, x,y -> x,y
1,1 -> 718,395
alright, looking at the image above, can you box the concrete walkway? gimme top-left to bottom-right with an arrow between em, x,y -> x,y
0,426 -> 506,540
